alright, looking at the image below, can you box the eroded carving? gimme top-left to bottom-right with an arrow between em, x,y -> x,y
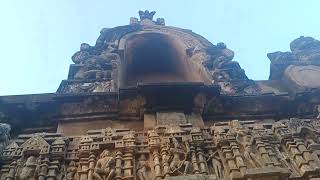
93,150 -> 115,180
2,120 -> 320,179
0,123 -> 10,154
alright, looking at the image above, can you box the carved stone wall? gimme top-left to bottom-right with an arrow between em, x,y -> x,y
2,119 -> 320,179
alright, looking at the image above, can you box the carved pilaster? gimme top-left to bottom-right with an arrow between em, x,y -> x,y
160,143 -> 170,178
115,151 -> 123,179
4,161 -> 16,180
37,157 -> 49,180
123,150 -> 134,179
47,160 -> 60,180
190,146 -> 200,174
87,153 -> 96,180
197,147 -> 208,174
78,158 -> 89,180
152,149 -> 162,179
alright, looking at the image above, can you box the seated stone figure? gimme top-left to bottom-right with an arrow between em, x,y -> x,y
92,150 -> 115,180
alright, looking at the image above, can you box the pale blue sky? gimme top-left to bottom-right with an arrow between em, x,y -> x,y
0,0 -> 319,95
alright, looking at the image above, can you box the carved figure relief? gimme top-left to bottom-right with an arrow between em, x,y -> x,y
2,120 -> 320,179
18,156 -> 39,180
63,161 -> 77,180
92,150 -> 115,180
207,149 -> 224,178
168,137 -> 190,176
136,154 -> 149,180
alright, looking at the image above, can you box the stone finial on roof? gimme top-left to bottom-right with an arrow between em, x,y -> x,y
138,10 -> 156,21
130,10 -> 165,26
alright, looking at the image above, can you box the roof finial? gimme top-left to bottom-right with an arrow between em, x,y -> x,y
138,10 -> 156,21
130,10 -> 164,26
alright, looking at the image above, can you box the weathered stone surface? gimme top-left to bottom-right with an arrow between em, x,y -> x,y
0,123 -> 10,153
268,36 -> 320,81
156,112 -> 187,125
284,65 -> 320,88
2,119 -> 320,179
2,10 -> 320,180
290,36 -> 320,63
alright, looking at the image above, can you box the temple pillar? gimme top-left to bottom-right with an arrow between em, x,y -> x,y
152,149 -> 162,179
4,161 -> 16,180
160,143 -> 170,177
190,146 -> 200,174
115,151 -> 123,179
123,150 -> 134,179
197,147 -> 208,174
78,158 -> 89,180
38,157 -> 49,180
87,153 -> 96,180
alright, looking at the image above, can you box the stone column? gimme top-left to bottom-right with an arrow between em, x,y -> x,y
79,158 -> 89,180
190,146 -> 200,174
46,160 -> 59,180
160,144 -> 170,177
152,149 -> 162,179
230,142 -> 246,176
115,151 -> 123,180
222,146 -> 236,172
256,139 -> 271,166
196,147 -> 207,174
123,150 -> 134,179
4,161 -> 16,180
38,157 -> 49,180
87,153 -> 96,180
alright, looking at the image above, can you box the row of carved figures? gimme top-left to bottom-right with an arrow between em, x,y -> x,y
2,119 -> 320,179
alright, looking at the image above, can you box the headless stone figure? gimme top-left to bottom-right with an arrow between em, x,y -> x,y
93,150 -> 115,180
64,161 -> 77,180
19,156 -> 38,180
136,154 -> 148,180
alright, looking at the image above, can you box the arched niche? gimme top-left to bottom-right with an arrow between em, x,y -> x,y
118,32 -> 211,88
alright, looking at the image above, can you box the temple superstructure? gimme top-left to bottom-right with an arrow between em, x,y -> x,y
1,11 -> 320,179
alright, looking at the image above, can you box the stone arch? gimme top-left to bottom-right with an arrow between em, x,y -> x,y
118,31 -> 212,88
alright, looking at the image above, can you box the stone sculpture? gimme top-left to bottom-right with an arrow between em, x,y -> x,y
63,161 -> 77,180
18,156 -> 39,180
136,154 -> 149,180
0,123 -> 10,154
92,150 -> 115,180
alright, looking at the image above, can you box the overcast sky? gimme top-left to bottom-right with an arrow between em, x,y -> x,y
0,0 -> 319,95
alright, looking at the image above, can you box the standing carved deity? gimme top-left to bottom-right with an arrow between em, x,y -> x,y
18,156 -> 39,180
207,149 -> 224,178
168,138 -> 190,175
92,150 -> 115,180
63,161 -> 77,180
136,154 -> 149,180
237,131 -> 262,168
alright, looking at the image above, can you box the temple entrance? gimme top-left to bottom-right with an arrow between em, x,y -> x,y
120,32 -> 208,88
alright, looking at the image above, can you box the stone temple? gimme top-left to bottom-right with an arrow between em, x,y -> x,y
1,10 -> 320,180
